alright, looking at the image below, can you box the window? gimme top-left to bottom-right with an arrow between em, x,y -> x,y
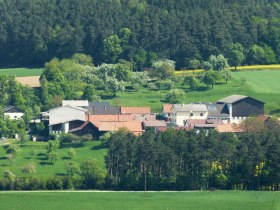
190,113 -> 193,117
200,113 -> 204,117
14,116 -> 17,118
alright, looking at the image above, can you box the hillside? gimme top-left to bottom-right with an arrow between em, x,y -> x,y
0,0 -> 280,68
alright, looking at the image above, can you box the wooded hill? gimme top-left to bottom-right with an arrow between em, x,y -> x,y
1,0 -> 280,69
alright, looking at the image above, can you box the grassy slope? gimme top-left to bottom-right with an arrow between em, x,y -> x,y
0,191 -> 279,210
0,68 -> 43,77
0,141 -> 107,178
105,71 -> 280,115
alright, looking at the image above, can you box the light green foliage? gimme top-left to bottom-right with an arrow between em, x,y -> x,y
189,59 -> 201,70
183,76 -> 199,90
68,148 -> 76,160
206,54 -> 229,71
65,161 -> 80,178
103,35 -> 123,63
47,151 -> 58,164
203,70 -> 221,88
22,162 -> 36,175
228,43 -> 245,70
165,89 -> 185,104
3,170 -> 15,182
71,53 -> 93,66
151,59 -> 175,80
248,44 -> 276,65
80,158 -> 106,188
6,143 -> 21,155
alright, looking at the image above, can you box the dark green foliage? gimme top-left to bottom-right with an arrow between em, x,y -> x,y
2,1 -> 280,68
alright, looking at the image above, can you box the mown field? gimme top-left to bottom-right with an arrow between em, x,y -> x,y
105,70 -> 280,115
0,141 -> 107,178
0,68 -> 43,77
0,191 -> 279,210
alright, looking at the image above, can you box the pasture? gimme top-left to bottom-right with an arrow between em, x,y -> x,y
0,141 -> 107,178
105,70 -> 280,115
0,191 -> 278,210
0,68 -> 43,77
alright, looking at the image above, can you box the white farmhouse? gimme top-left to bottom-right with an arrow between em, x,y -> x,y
3,106 -> 24,120
170,104 -> 208,126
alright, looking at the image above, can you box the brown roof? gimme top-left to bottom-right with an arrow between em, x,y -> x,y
134,114 -> 156,121
162,104 -> 173,113
216,124 -> 242,133
16,76 -> 41,88
121,107 -> 151,114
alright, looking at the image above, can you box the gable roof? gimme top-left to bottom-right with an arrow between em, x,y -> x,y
16,76 -> 41,88
172,104 -> 208,112
121,107 -> 151,114
162,104 -> 173,113
49,106 -> 87,125
207,103 -> 229,118
3,106 -> 24,113
217,95 -> 264,104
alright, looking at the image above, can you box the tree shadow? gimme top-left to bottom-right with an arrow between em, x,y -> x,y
0,164 -> 8,167
24,157 -> 32,160
92,142 -> 108,151
195,86 -> 210,91
56,173 -> 66,176
37,153 -> 45,157
60,142 -> 84,149
269,109 -> 280,115
0,157 -> 7,160
37,156 -> 47,161
39,161 -> 53,166
62,156 -> 70,160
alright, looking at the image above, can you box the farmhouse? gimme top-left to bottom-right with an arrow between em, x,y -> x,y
165,94 -> 265,127
3,106 -> 25,120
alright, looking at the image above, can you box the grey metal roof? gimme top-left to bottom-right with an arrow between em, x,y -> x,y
207,103 -> 229,118
217,95 -> 248,104
172,104 -> 208,112
88,102 -> 110,107
3,106 -> 24,113
87,106 -> 121,115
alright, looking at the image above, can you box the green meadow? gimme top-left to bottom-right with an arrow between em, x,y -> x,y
0,141 -> 107,178
105,70 -> 280,115
0,191 -> 278,210
0,68 -> 43,77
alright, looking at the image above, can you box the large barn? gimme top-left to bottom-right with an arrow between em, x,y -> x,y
217,95 -> 264,123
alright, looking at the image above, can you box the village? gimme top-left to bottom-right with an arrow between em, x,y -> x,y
3,94 -> 267,140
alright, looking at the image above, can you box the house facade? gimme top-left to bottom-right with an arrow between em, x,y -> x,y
3,106 -> 25,120
170,104 -> 208,126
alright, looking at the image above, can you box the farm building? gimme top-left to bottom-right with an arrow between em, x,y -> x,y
3,106 -> 25,120
217,95 -> 264,123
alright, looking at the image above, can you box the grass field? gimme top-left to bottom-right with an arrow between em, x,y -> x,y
0,141 -> 107,178
0,68 -> 43,77
105,70 -> 280,115
0,191 -> 279,210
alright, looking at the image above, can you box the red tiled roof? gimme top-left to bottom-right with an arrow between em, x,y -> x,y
121,107 -> 151,114
98,121 -> 144,135
162,104 -> 173,113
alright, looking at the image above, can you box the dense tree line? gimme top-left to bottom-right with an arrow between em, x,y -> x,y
106,119 -> 280,191
1,0 -> 280,69
1,118 -> 280,191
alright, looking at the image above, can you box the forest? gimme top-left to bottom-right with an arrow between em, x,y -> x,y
1,0 -> 280,69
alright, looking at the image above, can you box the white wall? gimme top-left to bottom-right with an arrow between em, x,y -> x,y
171,111 -> 208,126
4,113 -> 24,120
